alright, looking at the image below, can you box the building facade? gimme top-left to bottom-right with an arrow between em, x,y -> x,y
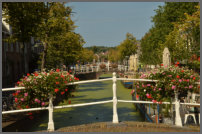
2,18 -> 32,88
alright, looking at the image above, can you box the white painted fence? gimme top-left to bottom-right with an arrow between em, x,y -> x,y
2,72 -> 200,131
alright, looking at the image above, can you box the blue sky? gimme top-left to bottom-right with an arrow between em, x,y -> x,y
67,2 -> 164,47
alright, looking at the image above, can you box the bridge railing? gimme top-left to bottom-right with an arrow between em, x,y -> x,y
2,72 -> 200,131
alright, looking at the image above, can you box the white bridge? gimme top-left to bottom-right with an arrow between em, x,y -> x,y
2,72 -> 200,131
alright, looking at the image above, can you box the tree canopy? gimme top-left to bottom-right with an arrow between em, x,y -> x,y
140,2 -> 199,65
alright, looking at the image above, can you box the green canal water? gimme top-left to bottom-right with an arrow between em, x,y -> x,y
30,73 -> 144,131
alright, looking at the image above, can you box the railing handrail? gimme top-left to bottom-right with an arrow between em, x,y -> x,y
2,72 -> 200,131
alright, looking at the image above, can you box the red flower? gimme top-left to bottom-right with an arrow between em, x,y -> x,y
193,77 -> 196,80
69,70 -> 72,73
160,64 -> 163,66
198,57 -> 200,62
61,91 -> 65,95
26,106 -> 29,109
181,70 -> 184,73
55,82 -> 59,84
61,75 -> 64,78
65,89 -> 68,92
54,88 -> 59,93
176,61 -> 180,65
175,64 -> 178,67
176,75 -> 180,79
34,73 -> 38,76
136,94 -> 139,98
28,112 -> 32,115
27,73 -> 30,76
74,77 -> 79,81
56,69 -> 60,72
64,81 -> 67,84
17,81 -> 20,85
12,93 -> 16,96
147,94 -> 152,99
29,116 -> 34,120
55,77 -> 59,79
68,100 -> 71,104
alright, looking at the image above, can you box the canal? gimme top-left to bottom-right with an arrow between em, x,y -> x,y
29,73 -> 144,131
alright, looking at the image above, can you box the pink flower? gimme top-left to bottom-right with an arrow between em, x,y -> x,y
16,90 -> 21,93
147,84 -> 151,87
35,98 -> 40,103
179,79 -> 182,82
152,100 -> 157,103
24,93 -> 28,97
20,98 -> 24,101
146,93 -> 149,97
130,89 -> 135,95
153,88 -> 156,91
41,102 -> 45,106
158,88 -> 162,91
189,85 -> 193,89
168,75 -> 172,77
190,75 -> 193,78
137,86 -> 139,88
172,85 -> 176,90
187,79 -> 189,82
185,87 -> 188,89
15,98 -> 18,103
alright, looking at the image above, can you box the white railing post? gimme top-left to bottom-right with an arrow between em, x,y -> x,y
47,94 -> 55,131
174,90 -> 182,127
112,72 -> 119,123
108,61 -> 110,71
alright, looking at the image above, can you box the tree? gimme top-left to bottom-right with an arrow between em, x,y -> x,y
163,4 -> 200,71
79,48 -> 94,64
140,2 -> 198,65
108,48 -> 121,62
2,2 -> 46,72
117,33 -> 138,61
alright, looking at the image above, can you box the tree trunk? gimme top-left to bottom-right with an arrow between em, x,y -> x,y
41,41 -> 48,72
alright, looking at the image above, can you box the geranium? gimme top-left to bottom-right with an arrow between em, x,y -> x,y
14,69 -> 79,109
131,65 -> 200,102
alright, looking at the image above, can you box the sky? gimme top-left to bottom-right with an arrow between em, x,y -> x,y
67,2 -> 164,47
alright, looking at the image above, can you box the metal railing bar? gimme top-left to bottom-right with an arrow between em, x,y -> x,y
54,100 -> 113,109
2,87 -> 25,91
2,107 -> 49,115
180,103 -> 200,106
118,100 -> 170,104
66,78 -> 113,85
117,78 -> 158,82
118,100 -> 200,106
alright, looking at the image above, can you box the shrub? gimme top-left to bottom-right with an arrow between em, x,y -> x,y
131,65 -> 200,103
13,69 -> 79,109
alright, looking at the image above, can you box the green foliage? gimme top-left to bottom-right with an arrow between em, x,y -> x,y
79,48 -> 95,63
117,33 -> 138,61
108,48 -> 121,62
86,46 -> 115,54
140,2 -> 199,65
3,2 -> 45,43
